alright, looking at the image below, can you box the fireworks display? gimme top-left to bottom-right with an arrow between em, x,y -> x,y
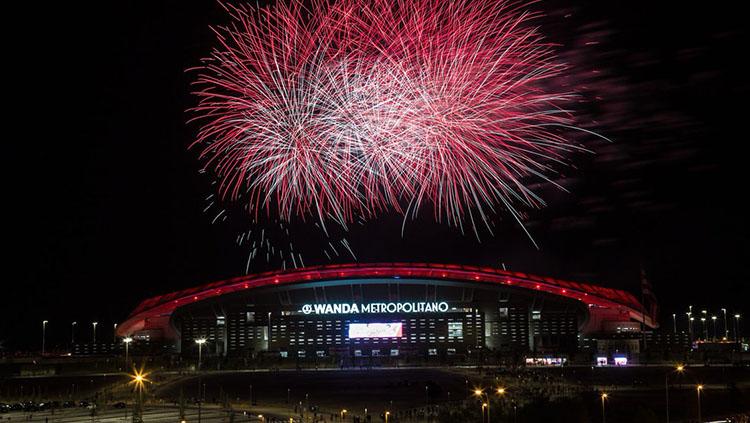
191,0 -> 590,238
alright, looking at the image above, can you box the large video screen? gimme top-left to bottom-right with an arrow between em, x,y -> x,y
348,323 -> 403,338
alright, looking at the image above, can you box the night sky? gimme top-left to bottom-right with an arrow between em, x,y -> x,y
4,1 -> 749,350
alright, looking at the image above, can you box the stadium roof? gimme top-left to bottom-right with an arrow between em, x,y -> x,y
117,263 -> 656,338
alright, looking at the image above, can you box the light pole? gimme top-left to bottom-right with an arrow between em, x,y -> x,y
340,409 -> 347,420
113,323 -> 118,344
734,314 -> 741,342
129,367 -> 149,423
690,317 -> 695,342
71,321 -> 77,345
700,317 -> 707,341
123,337 -> 133,366
665,365 -> 685,423
474,389 -> 491,423
384,411 -> 390,423
195,338 -> 207,371
672,313 -> 677,334
267,312 -> 272,349
711,316 -> 717,341
497,387 -> 507,420
600,393 -> 608,423
722,308 -> 728,339
92,321 -> 98,344
42,320 -> 49,355
696,385 -> 703,423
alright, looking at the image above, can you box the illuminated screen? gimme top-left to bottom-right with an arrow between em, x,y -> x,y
348,323 -> 403,338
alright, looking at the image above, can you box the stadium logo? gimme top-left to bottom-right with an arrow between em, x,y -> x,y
300,302 -> 449,315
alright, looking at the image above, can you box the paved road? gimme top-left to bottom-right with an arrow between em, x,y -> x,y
0,406 -> 277,422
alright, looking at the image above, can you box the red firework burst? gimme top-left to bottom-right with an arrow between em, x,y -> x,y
191,0 -> 588,236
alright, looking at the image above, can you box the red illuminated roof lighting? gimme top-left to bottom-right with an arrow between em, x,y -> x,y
117,262 -> 653,338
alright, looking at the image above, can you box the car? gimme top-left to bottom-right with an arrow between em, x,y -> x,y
113,402 -> 127,409
23,402 -> 39,412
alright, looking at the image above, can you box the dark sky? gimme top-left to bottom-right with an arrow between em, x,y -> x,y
4,1 -> 749,350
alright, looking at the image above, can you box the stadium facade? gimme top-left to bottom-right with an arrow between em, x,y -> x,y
116,263 -> 657,359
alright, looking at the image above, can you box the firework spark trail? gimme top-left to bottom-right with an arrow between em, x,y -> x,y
191,0 -> 593,237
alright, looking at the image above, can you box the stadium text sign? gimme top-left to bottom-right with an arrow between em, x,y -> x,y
300,302 -> 449,315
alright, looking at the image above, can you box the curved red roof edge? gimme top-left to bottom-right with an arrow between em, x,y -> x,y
117,262 -> 657,338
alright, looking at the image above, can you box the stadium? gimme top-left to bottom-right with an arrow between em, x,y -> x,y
116,263 -> 657,361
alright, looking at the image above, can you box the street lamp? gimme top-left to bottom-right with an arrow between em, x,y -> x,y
734,314 -> 741,342
340,409 -> 347,420
129,366 -> 150,423
113,323 -> 118,344
195,338 -> 207,370
268,312 -> 272,337
42,320 -> 49,355
123,337 -> 133,365
600,393 -> 608,423
474,388 -> 492,423
71,321 -> 77,345
700,317 -> 707,340
384,411 -> 390,423
690,317 -> 696,343
665,364 -> 685,423
672,313 -> 677,334
722,308 -> 728,339
696,385 -> 704,423
711,316 -> 717,341
92,321 -> 98,344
